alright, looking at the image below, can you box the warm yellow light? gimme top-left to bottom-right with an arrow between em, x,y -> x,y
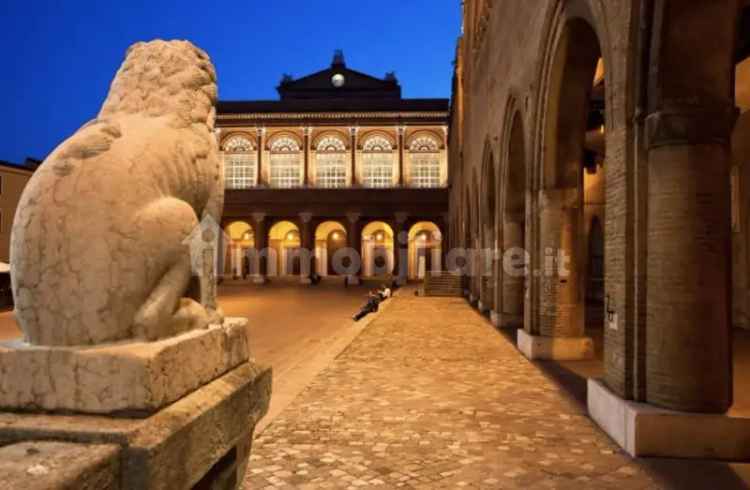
332,231 -> 340,240
286,232 -> 296,241
600,124 -> 605,134
376,232 -> 384,241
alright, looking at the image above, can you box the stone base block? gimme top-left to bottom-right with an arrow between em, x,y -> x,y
0,441 -> 121,489
516,329 -> 594,360
477,301 -> 489,314
0,318 -> 250,415
587,378 -> 750,460
468,294 -> 478,305
490,311 -> 500,327
300,277 -> 312,285
347,275 -> 361,286
0,362 -> 272,490
252,275 -> 267,284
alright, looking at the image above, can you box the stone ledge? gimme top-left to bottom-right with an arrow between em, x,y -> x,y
0,318 -> 250,415
0,441 -> 121,490
0,362 -> 272,490
587,378 -> 750,460
516,329 -> 594,360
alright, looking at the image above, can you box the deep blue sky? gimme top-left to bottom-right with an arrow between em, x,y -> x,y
1,1 -> 461,163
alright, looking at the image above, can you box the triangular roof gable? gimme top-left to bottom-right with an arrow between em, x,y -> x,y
277,59 -> 401,99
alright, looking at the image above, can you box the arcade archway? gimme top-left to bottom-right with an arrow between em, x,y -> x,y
361,221 -> 394,278
314,221 -> 347,276
268,221 -> 301,277
408,222 -> 442,280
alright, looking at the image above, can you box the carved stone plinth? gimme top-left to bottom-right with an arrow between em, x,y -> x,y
0,318 -> 249,415
0,363 -> 271,489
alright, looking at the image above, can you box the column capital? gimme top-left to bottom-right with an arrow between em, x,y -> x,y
349,126 -> 359,136
302,126 -> 312,136
299,212 -> 313,224
251,212 -> 266,223
397,125 -> 406,135
256,127 -> 266,137
645,99 -> 737,149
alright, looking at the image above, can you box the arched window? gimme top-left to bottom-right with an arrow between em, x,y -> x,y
222,135 -> 256,189
269,136 -> 302,188
362,136 -> 394,188
409,135 -> 441,188
315,136 -> 347,188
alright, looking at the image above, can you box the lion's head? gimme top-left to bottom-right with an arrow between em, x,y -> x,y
99,40 -> 217,130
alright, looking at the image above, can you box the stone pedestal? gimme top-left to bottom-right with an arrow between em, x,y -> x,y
477,300 -> 489,314
587,378 -> 750,460
253,274 -> 268,285
347,275 -> 361,286
0,363 -> 271,489
0,319 -> 250,415
516,329 -> 593,360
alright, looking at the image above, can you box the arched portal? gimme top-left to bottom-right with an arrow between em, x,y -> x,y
408,222 -> 443,280
502,112 -> 527,329
361,221 -> 394,278
314,221 -> 347,276
225,221 -> 254,279
537,18 -> 605,344
480,146 -> 497,312
268,220 -> 301,277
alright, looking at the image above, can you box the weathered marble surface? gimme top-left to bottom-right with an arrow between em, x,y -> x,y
0,363 -> 272,490
0,318 -> 249,415
0,442 -> 120,490
10,39 -> 224,347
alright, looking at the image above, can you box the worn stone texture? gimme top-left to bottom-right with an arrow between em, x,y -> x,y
245,293 -> 750,489
0,318 -> 249,415
0,441 -> 120,490
10,39 -> 225,347
0,362 -> 271,490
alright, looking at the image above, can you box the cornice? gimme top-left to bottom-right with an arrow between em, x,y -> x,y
217,111 -> 449,121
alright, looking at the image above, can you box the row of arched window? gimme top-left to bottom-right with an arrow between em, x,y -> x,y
222,133 -> 443,189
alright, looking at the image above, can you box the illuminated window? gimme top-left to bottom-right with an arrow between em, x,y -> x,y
315,136 -> 347,188
222,135 -> 256,189
269,136 -> 302,188
409,136 -> 441,188
362,136 -> 394,188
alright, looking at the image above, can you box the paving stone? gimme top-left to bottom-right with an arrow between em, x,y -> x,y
244,293 -> 749,489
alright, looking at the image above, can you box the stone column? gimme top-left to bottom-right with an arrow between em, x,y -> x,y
644,103 -> 736,412
346,212 -> 362,285
256,127 -> 265,187
398,126 -> 406,186
251,212 -> 267,284
350,127 -> 358,187
299,212 -> 314,284
393,212 -> 409,285
303,127 -> 311,187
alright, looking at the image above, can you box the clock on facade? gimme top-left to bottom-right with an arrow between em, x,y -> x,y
331,73 -> 346,88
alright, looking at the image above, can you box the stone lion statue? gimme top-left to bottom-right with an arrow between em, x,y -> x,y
11,40 -> 224,346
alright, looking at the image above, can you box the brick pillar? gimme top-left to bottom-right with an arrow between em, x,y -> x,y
299,212 -> 314,284
644,105 -> 736,412
501,212 -> 525,328
393,213 -> 409,285
639,0 -> 738,413
251,212 -> 267,284
538,187 -> 584,338
346,212 -> 362,285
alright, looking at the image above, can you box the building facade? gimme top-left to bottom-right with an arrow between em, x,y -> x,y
217,52 -> 449,284
0,160 -> 38,264
450,0 -> 749,459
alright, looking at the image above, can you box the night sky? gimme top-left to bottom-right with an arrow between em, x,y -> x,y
1,0 -> 461,163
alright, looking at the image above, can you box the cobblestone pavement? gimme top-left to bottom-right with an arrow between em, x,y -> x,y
242,290 -> 748,489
